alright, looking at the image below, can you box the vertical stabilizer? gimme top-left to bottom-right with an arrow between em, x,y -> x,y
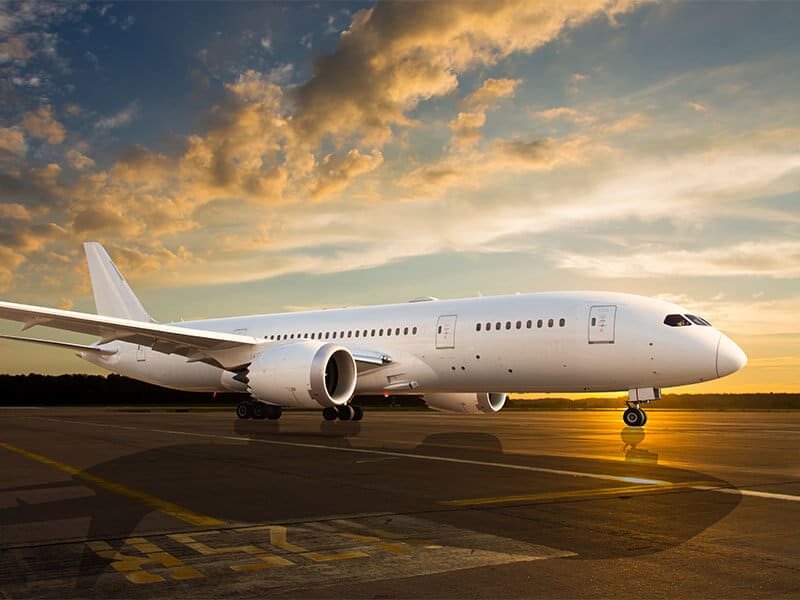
83,242 -> 154,322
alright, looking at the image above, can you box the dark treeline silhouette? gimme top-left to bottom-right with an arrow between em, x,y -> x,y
0,374 -> 426,407
0,374 -> 797,409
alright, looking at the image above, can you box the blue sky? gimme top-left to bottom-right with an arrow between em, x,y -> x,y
1,1 -> 799,392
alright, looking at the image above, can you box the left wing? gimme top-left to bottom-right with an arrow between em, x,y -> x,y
0,301 -> 262,370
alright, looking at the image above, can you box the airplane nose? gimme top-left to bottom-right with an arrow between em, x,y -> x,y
716,334 -> 748,378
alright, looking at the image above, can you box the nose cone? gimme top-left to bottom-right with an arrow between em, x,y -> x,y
716,334 -> 748,378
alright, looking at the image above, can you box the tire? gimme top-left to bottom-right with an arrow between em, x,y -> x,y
337,405 -> 353,421
267,405 -> 282,420
641,410 -> 648,426
322,406 -> 338,421
623,407 -> 644,427
252,402 -> 267,420
352,406 -> 364,421
236,402 -> 252,419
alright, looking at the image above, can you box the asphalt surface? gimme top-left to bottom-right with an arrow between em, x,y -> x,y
0,408 -> 798,598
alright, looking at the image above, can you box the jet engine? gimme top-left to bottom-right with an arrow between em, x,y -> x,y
247,342 -> 357,408
424,392 -> 507,414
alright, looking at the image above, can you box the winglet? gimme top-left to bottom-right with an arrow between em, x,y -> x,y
83,242 -> 154,322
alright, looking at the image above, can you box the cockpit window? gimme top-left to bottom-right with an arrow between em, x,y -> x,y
664,314 -> 692,327
686,314 -> 712,326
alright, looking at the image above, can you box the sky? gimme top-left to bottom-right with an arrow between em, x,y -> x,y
0,0 -> 798,393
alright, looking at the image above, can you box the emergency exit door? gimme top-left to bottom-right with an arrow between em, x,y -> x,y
588,305 -> 616,344
435,315 -> 457,349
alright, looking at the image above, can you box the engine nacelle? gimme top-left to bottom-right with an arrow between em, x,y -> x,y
247,342 -> 357,408
424,392 -> 507,415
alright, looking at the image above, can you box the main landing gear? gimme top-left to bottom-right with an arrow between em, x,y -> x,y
236,401 -> 282,420
322,405 -> 363,422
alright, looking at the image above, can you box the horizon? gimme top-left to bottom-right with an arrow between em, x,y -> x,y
1,1 -> 798,393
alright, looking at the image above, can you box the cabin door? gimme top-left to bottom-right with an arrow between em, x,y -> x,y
435,314 -> 457,349
588,305 -> 616,344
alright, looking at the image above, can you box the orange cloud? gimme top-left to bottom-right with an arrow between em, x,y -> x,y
22,105 -> 65,144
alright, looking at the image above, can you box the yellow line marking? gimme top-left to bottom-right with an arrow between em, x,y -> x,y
439,481 -> 718,507
167,531 -> 294,571
237,524 -> 369,561
0,440 -> 224,527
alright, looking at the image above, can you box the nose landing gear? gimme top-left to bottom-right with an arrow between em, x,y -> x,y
622,387 -> 660,427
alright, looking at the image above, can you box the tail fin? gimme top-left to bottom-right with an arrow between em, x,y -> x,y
83,242 -> 155,322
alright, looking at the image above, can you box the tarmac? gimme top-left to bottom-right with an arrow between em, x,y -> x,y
0,408 -> 798,598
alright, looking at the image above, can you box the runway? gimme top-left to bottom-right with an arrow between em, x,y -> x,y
1,408 -> 798,598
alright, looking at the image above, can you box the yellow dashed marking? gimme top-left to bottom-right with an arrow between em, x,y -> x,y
439,480 -> 717,507
168,531 -> 294,571
85,539 -> 202,583
0,441 -> 224,527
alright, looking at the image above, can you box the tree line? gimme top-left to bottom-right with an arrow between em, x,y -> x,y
0,374 -> 797,409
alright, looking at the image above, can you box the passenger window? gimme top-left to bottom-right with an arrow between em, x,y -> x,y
363,329 -> 368,337
395,328 -> 400,336
664,314 -> 692,327
505,321 -> 511,330
537,319 -> 543,328
412,326 -> 418,335
486,322 -> 491,331
304,333 -> 308,338
371,329 -> 376,336
516,320 -> 521,329
476,323 -> 481,331
559,318 -> 565,327
404,327 -> 408,335
379,329 -> 384,336
526,320 -> 532,329
290,334 -> 294,339
387,328 -> 392,336
340,331 -> 344,338
355,330 -> 359,338
325,332 -> 330,339
495,322 -> 501,330
548,319 -> 554,328
591,317 -> 596,326
311,333 -> 315,339
332,332 -> 337,339
438,325 -> 442,334
348,331 -> 352,337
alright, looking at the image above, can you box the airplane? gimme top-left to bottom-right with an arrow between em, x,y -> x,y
0,242 -> 747,427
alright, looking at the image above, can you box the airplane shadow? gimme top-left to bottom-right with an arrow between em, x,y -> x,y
0,417 -> 740,595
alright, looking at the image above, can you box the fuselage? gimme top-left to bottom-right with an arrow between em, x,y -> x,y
84,291 -> 746,396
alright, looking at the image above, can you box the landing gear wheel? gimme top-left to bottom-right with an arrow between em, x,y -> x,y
623,407 -> 646,427
267,405 -> 282,420
252,402 -> 267,420
640,410 -> 648,426
337,405 -> 353,421
236,402 -> 252,419
351,406 -> 364,421
322,406 -> 338,421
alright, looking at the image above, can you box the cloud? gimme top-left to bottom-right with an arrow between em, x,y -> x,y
533,106 -> 596,124
687,101 -> 707,112
22,105 -> 65,144
0,127 -> 27,156
0,203 -> 32,220
65,148 -> 94,170
310,149 -> 384,199
95,100 -> 140,130
555,240 -> 800,280
450,77 -> 522,148
293,1 -> 644,147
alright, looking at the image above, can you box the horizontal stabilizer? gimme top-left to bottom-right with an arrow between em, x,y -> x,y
0,334 -> 118,355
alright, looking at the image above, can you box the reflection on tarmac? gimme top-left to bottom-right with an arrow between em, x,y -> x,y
620,426 -> 658,464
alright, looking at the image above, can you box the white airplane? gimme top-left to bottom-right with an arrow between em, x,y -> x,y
0,243 -> 746,427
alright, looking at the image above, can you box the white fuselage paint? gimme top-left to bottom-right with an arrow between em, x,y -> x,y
82,292 -> 742,396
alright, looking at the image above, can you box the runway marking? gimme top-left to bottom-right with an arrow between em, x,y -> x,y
0,440 -> 225,527
439,480 -> 718,507
693,485 -> 800,502
86,539 -> 203,584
